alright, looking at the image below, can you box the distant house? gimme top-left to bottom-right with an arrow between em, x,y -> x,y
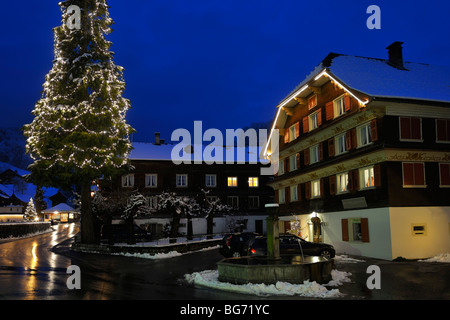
263,42 -> 450,260
102,136 -> 274,238
42,203 -> 79,223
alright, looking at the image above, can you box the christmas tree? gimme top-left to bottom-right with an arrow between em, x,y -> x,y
24,0 -> 135,243
24,198 -> 37,222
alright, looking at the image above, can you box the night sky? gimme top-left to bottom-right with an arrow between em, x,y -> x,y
0,0 -> 449,143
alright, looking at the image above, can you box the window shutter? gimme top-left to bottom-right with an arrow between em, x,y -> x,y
320,178 -> 324,198
326,101 -> 334,121
318,142 -> 323,161
295,122 -> 300,139
403,163 -> 414,185
285,187 -> 290,203
400,117 -> 411,140
284,129 -> 289,144
348,169 -> 359,191
341,219 -> 349,241
304,149 -> 310,165
351,128 -> 357,149
296,152 -> 300,169
370,119 -> 378,142
436,119 -> 446,141
329,175 -> 337,195
414,163 -> 425,185
411,118 -> 421,140
440,163 -> 450,185
373,164 -> 381,187
305,182 -> 311,199
297,184 -> 302,201
317,109 -> 322,127
284,158 -> 289,173
345,130 -> 353,150
328,138 -> 335,157
274,190 -> 279,203
303,116 -> 309,133
344,95 -> 351,112
361,218 -> 370,242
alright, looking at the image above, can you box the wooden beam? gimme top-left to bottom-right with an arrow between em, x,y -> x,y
293,97 -> 307,105
309,86 -> 322,94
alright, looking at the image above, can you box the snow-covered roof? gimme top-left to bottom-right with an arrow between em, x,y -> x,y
287,53 -> 450,104
43,202 -> 76,213
130,142 -> 266,164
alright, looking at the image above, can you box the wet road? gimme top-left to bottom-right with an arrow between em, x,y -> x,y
0,223 -> 448,301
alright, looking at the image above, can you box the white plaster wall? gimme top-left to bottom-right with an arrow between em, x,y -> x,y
389,207 -> 450,260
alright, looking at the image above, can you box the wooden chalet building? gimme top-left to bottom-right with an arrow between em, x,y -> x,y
263,42 -> 450,260
103,135 -> 274,238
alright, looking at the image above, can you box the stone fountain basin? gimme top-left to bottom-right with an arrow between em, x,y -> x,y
217,255 -> 333,285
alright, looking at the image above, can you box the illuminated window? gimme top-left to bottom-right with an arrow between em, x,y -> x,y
334,95 -> 346,118
311,179 -> 321,198
360,166 -> 375,189
289,124 -> 298,142
337,172 -> 349,194
248,177 -> 258,187
308,95 -> 317,110
335,133 -> 347,155
309,112 -> 319,131
227,176 -> 238,187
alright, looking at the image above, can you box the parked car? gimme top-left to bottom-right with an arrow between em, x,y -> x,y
100,223 -> 152,244
219,232 -> 261,257
248,234 -> 335,259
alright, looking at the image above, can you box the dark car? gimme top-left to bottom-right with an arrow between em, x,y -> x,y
248,234 -> 335,259
219,232 -> 261,257
100,223 -> 152,244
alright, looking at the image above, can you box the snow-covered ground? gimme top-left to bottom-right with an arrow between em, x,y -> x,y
419,253 -> 450,263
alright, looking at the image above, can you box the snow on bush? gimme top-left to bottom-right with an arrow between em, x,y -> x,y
184,269 -> 353,298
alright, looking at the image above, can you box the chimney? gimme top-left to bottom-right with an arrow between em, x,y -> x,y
386,41 -> 405,69
154,132 -> 160,145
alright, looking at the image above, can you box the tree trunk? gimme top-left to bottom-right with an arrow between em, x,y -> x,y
80,180 -> 96,244
206,212 -> 214,239
170,213 -> 180,243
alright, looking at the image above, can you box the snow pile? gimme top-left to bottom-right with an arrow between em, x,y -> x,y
184,269 -> 352,298
116,251 -> 183,260
334,255 -> 365,263
419,253 -> 450,263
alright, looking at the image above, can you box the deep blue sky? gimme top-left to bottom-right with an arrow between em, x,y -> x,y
0,0 -> 449,143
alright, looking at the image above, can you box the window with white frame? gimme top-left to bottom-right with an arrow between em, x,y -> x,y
310,144 -> 320,164
309,112 -> 319,131
205,174 -> 217,187
248,177 -> 259,187
335,133 -> 347,155
278,188 -> 285,204
289,124 -> 298,142
311,179 -> 321,198
145,174 -> 157,188
146,196 -> 158,210
357,123 -> 372,147
289,154 -> 297,171
337,172 -> 349,194
176,174 -> 188,187
334,95 -> 346,118
227,196 -> 239,209
122,174 -> 134,188
360,166 -> 375,189
248,196 -> 259,209
290,185 -> 298,201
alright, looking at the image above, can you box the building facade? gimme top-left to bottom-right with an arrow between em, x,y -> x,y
264,42 -> 450,260
103,139 -> 274,238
